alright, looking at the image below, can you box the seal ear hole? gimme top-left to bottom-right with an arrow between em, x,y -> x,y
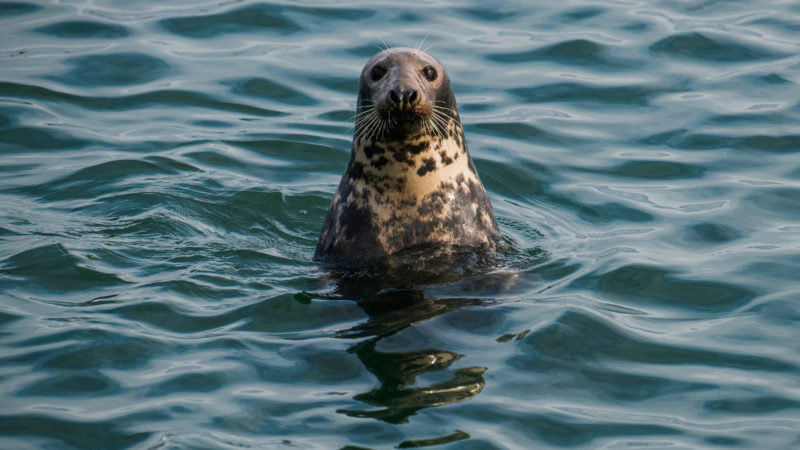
422,66 -> 437,82
370,65 -> 387,81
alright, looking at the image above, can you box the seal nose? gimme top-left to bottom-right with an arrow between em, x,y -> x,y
389,88 -> 419,110
403,88 -> 418,107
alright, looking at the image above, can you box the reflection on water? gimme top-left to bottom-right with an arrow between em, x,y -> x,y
325,271 -> 492,424
320,244 -> 543,427
340,330 -> 485,425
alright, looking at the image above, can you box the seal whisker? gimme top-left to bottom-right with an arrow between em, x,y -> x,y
430,113 -> 450,140
355,109 -> 371,125
432,107 -> 461,126
430,112 -> 450,130
362,114 -> 381,141
357,111 -> 378,140
379,111 -> 390,138
432,104 -> 459,114
373,113 -> 388,139
415,35 -> 429,55
428,114 -> 444,140
432,104 -> 458,115
422,117 -> 434,138
353,110 -> 376,120
434,120 -> 444,140
431,113 -> 449,128
431,119 -> 447,141
351,109 -> 376,123
375,116 -> 386,139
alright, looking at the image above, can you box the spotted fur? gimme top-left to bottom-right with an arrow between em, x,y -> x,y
315,48 -> 498,264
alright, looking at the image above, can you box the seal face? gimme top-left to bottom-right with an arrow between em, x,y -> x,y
315,47 -> 499,264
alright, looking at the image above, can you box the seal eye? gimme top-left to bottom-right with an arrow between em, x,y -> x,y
370,65 -> 387,81
422,66 -> 437,82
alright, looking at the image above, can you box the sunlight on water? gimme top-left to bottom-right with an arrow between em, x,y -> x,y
1,0 -> 799,448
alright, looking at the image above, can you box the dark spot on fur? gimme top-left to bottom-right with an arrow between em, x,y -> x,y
406,141 -> 429,155
467,158 -> 479,176
439,150 -> 454,166
391,150 -> 407,164
440,180 -> 456,193
348,161 -> 364,179
371,155 -> 389,169
364,144 -> 384,158
315,178 -> 385,263
399,195 -> 417,207
417,158 -> 436,176
418,189 -> 447,215
453,128 -> 463,149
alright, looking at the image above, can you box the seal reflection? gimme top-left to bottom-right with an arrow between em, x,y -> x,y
334,286 -> 489,425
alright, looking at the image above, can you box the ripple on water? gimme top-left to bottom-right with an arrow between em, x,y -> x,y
0,2 -> 41,17
604,160 -> 705,180
159,4 -> 298,38
657,131 -> 800,153
486,39 -> 640,70
225,77 -> 319,106
572,264 -> 757,312
1,243 -> 128,294
680,222 -> 744,244
0,416 -> 151,449
108,301 -> 240,334
11,157 -> 199,201
158,3 -> 374,38
0,123 -> 93,152
516,309 -> 795,372
469,122 -> 574,146
50,53 -> 172,87
0,82 -> 262,117
33,20 -> 131,39
509,83 -> 672,106
746,187 -> 800,219
650,32 -> 787,62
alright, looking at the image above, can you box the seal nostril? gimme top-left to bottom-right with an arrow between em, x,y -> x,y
389,89 -> 401,106
405,89 -> 418,106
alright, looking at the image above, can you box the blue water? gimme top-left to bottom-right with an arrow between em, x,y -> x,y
2,1 -> 800,448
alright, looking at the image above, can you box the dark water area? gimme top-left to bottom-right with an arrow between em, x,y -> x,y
2,1 -> 800,448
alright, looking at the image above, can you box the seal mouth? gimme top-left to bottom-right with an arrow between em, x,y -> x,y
356,101 -> 452,142
385,109 -> 423,125
382,109 -> 433,138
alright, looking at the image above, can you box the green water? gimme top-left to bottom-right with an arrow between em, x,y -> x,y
2,1 -> 800,448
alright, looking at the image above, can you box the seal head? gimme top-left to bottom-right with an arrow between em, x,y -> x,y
315,47 -> 499,265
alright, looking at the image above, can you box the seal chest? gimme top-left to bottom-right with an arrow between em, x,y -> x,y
315,47 -> 499,264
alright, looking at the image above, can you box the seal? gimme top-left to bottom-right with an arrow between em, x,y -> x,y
315,47 -> 499,265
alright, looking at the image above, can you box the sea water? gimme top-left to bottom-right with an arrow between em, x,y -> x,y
1,1 -> 799,448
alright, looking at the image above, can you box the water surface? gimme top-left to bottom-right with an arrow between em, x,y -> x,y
2,0 -> 800,448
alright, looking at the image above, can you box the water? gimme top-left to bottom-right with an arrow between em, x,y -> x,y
1,0 -> 799,448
